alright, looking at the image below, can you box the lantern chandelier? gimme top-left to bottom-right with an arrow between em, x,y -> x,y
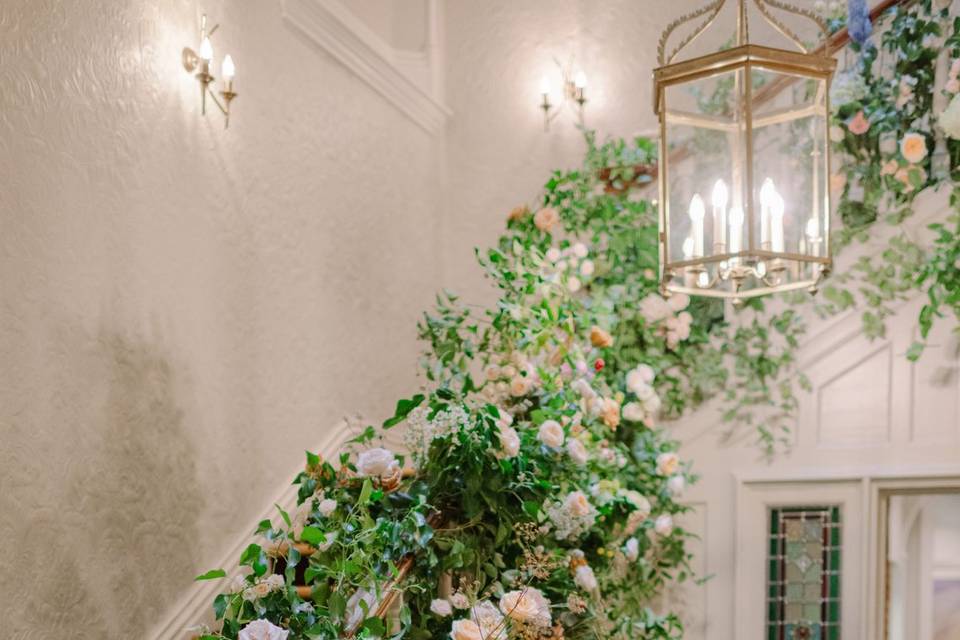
654,0 -> 836,299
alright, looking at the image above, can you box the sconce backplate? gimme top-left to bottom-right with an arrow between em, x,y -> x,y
182,47 -> 200,73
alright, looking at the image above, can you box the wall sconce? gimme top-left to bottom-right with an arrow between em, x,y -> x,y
182,14 -> 237,128
539,65 -> 588,132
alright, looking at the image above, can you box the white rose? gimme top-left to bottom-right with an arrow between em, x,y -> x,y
633,382 -> 655,401
318,498 -> 337,517
238,619 -> 290,640
357,447 -> 398,477
656,452 -> 680,476
571,378 -> 597,400
621,402 -> 645,423
499,587 -> 551,626
940,93 -> 960,140
564,490 -> 592,517
880,134 -> 898,155
546,247 -> 561,262
485,365 -> 501,380
579,259 -> 595,277
498,426 -> 521,458
430,598 -> 453,617
572,242 -> 589,258
566,438 -> 589,465
829,125 -> 845,142
624,537 -> 640,562
639,294 -> 672,322
574,565 -> 598,591
654,514 -> 674,536
667,475 -> 686,497
567,276 -> 582,293
538,420 -> 565,448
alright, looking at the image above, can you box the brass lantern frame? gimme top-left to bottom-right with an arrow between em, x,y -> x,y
654,0 -> 837,300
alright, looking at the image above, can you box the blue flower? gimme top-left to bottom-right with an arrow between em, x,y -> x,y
847,0 -> 872,46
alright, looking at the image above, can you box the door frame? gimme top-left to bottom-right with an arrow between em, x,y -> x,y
868,475 -> 960,640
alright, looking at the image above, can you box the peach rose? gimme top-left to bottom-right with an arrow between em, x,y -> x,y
656,452 -> 680,476
601,398 -> 621,430
510,375 -> 532,397
590,326 -> 614,348
900,132 -> 928,164
499,588 -> 551,627
534,207 -> 560,232
847,110 -> 870,135
538,420 -> 565,448
508,205 -> 530,222
880,159 -> 899,176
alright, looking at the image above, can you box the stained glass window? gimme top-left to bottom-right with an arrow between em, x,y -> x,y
766,506 -> 841,640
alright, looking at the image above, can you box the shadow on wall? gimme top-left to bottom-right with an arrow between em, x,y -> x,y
0,328 -> 204,639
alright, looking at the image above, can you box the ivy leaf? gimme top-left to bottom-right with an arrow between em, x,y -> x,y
194,569 -> 226,581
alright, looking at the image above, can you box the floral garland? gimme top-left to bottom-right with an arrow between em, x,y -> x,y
810,0 -> 960,358
193,4 -> 960,639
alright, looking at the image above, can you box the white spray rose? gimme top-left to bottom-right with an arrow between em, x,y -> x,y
667,475 -> 686,497
564,490 -> 592,517
537,420 -> 565,448
430,598 -> 453,617
574,564 -> 598,591
498,425 -> 521,458
654,514 -> 675,536
624,537 -> 640,562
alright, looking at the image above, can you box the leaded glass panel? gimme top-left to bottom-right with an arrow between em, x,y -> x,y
766,506 -> 841,640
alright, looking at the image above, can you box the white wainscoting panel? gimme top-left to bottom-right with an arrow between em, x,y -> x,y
817,342 -> 892,448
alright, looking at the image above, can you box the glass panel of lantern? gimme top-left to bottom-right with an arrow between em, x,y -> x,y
659,58 -> 832,299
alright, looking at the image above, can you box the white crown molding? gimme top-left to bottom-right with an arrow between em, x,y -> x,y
282,0 -> 452,135
150,420 -> 361,640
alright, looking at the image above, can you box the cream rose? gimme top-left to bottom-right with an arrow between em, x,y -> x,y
626,364 -> 655,392
621,402 -> 645,423
449,619 -> 485,640
356,447 -> 398,477
900,132 -> 928,164
656,452 -> 680,476
566,438 -> 588,465
238,619 -> 290,640
510,375 -> 532,397
624,537 -> 640,562
538,420 -> 565,448
667,475 -> 686,497
449,592 -> 470,609
499,587 -> 551,626
318,498 -> 337,517
565,490 -> 592,517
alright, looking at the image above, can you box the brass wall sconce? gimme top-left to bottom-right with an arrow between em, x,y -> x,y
539,66 -> 588,132
182,14 -> 238,128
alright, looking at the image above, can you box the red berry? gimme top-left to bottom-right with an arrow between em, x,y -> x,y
594,358 -> 605,372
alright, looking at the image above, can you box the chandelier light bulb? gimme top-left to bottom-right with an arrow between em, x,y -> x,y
805,217 -> 820,239
682,236 -> 695,259
222,54 -> 235,80
697,271 -> 710,287
574,71 -> 587,90
729,205 -> 744,227
688,194 -> 705,222
199,36 -> 213,61
759,177 -> 776,208
712,179 -> 729,210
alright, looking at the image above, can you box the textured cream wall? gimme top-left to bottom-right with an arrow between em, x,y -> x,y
0,0 -> 442,637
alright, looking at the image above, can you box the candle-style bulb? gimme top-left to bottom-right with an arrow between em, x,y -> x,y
199,36 -> 213,61
729,205 -> 744,227
688,194 -> 705,222
712,179 -> 729,210
770,192 -> 785,218
759,177 -> 776,208
574,71 -> 587,90
805,217 -> 819,239
222,54 -> 235,80
682,236 -> 694,259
